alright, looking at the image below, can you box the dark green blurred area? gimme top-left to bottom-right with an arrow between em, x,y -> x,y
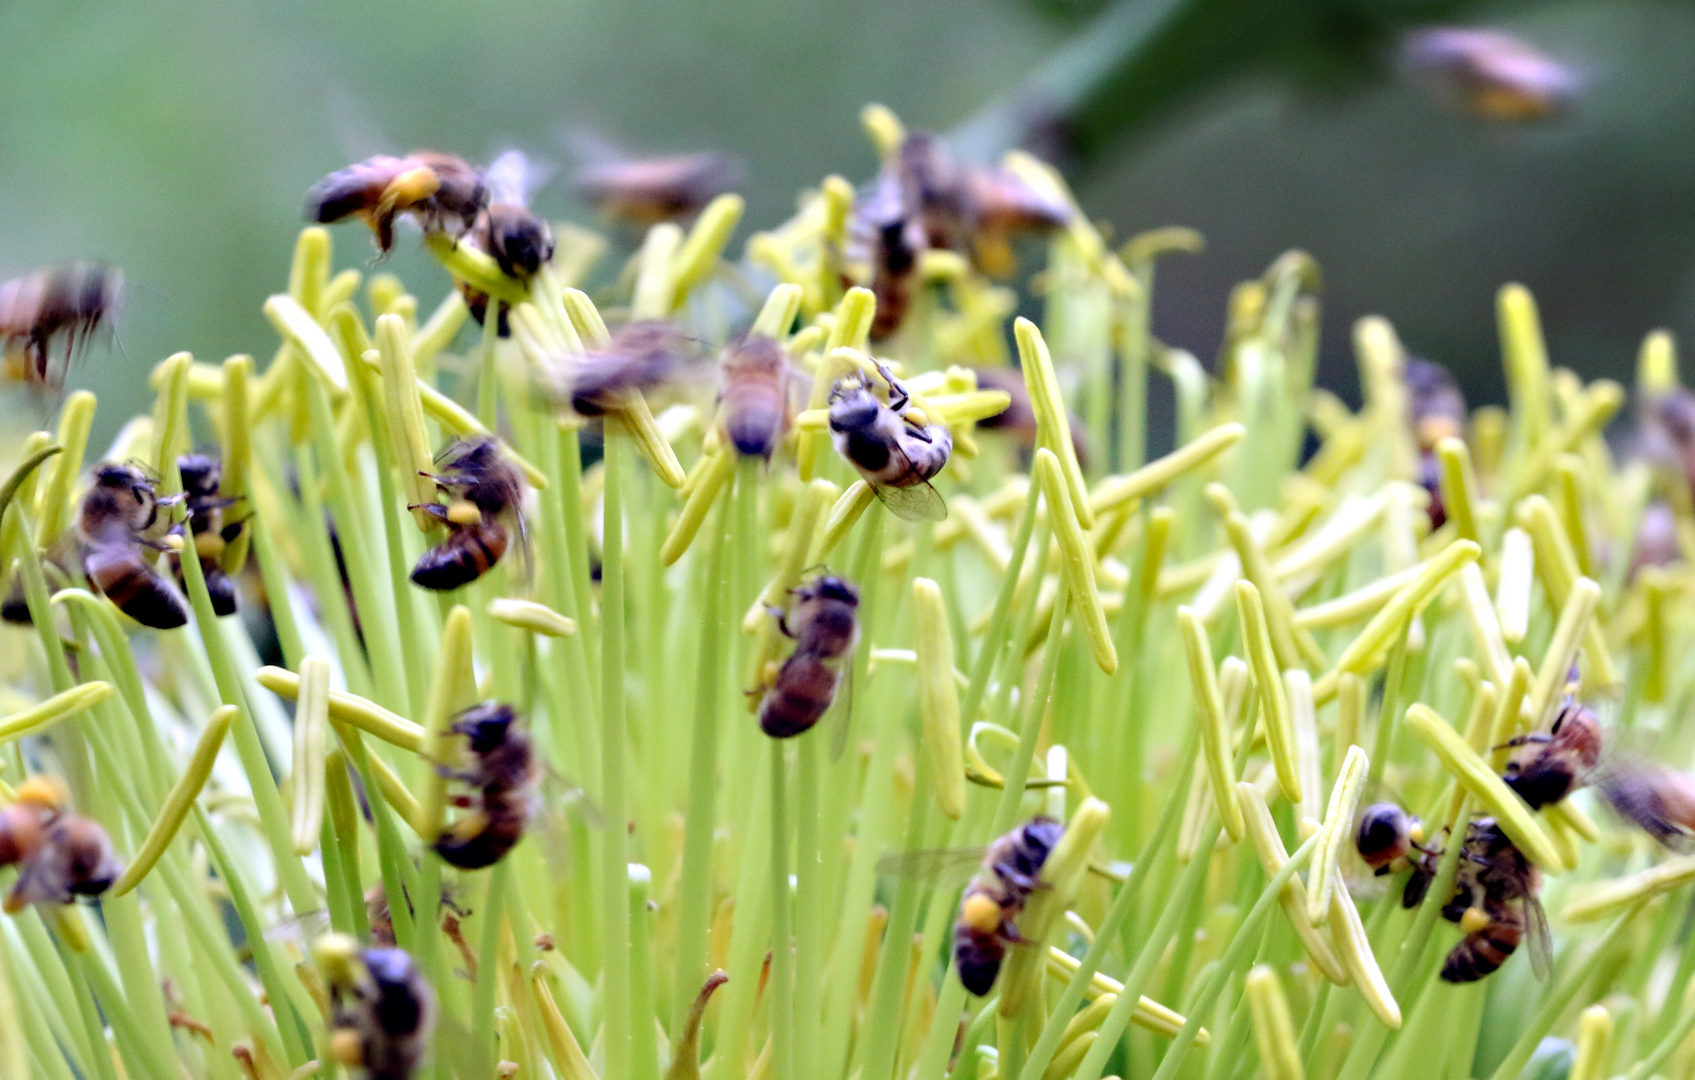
1,0 -> 1691,446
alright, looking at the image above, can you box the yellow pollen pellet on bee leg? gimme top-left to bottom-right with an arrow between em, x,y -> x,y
961,894 -> 1002,933
446,500 -> 482,526
1459,907 -> 1490,935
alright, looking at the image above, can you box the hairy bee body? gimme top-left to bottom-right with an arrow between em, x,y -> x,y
1433,817 -> 1547,983
1441,896 -> 1525,983
828,368 -> 951,521
78,463 -> 191,629
306,152 -> 487,255
562,321 -> 689,417
0,262 -> 123,389
410,439 -> 524,592
174,454 -> 238,616
329,947 -> 435,1080
718,334 -> 792,459
434,703 -> 537,870
954,817 -> 1064,996
1502,702 -> 1603,809
758,575 -> 860,739
1,779 -> 120,913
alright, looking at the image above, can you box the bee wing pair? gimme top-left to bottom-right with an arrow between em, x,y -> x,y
865,446 -> 948,524
875,846 -> 995,886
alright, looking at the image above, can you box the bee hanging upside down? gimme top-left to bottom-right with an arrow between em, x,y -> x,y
1432,817 -> 1551,983
78,462 -> 192,630
0,262 -> 123,390
320,938 -> 436,1080
758,574 -> 860,740
433,703 -> 539,870
305,152 -> 488,256
409,439 -> 526,592
828,363 -> 951,522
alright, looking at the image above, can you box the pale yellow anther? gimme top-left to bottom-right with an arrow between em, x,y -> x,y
149,352 -> 194,493
1089,424 -> 1246,517
1561,854 -> 1695,923
1035,449 -> 1115,674
1404,703 -> 1564,873
1246,966 -> 1304,1080
113,705 -> 236,896
1496,526 -> 1534,645
1638,329 -> 1678,394
670,194 -> 745,309
860,103 -> 906,161
663,447 -> 736,566
1044,949 -> 1209,1042
32,391 -> 94,544
1307,745 -> 1368,926
1459,562 -> 1512,689
810,480 -> 876,565
1327,881 -> 1400,1029
1568,1005 -> 1613,1080
1237,581 -> 1302,804
265,296 -> 348,394
1435,437 -> 1480,543
1178,608 -> 1244,842
1017,319 -> 1093,529
257,667 -> 424,753
423,232 -> 527,305
1527,576 -> 1600,730
289,657 -> 330,855
372,314 -> 440,532
0,682 -> 115,744
913,578 -> 965,819
488,599 -> 578,638
1237,783 -> 1349,985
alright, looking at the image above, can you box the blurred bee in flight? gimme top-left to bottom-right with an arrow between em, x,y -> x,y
1400,27 -> 1580,123
460,150 -> 556,335
172,453 -> 241,617
319,936 -> 435,1080
409,438 -> 526,592
573,151 -> 739,226
557,321 -> 693,419
0,262 -> 123,391
305,152 -> 487,256
1,776 -> 122,912
717,333 -> 794,460
828,362 -> 951,522
433,703 -> 539,870
78,462 -> 193,630
1600,763 -> 1695,852
757,573 -> 860,740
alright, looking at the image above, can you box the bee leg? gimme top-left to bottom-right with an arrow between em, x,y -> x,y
1494,733 -> 1553,750
767,606 -> 795,639
408,502 -> 453,525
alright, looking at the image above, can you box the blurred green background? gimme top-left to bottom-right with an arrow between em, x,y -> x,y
2,0 -> 1692,446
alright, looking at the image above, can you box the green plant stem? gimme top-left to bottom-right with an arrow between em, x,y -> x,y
600,419 -> 633,1080
793,728 -> 824,1080
858,756 -> 938,1080
474,860 -> 511,1077
769,741 -> 796,1080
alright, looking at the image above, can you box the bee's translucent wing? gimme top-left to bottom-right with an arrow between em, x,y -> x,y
485,149 -> 554,208
828,649 -> 856,762
1524,895 -> 1553,982
867,456 -> 948,523
875,847 -> 988,885
539,765 -> 604,831
264,909 -> 335,946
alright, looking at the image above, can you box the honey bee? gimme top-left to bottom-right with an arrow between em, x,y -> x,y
1598,764 -> 1695,852
961,166 -> 1071,279
559,321 -> 691,418
573,152 -> 738,225
1435,817 -> 1551,983
1404,356 -> 1467,530
1500,701 -> 1603,810
409,439 -> 526,592
323,942 -> 436,1080
305,152 -> 488,255
0,263 -> 123,390
758,574 -> 860,740
828,364 -> 951,522
173,454 -> 239,617
78,463 -> 192,630
433,703 -> 539,870
460,151 -> 556,336
717,334 -> 793,460
1351,800 -> 1446,908
952,817 -> 1065,996
1400,28 -> 1580,123
2,777 -> 122,912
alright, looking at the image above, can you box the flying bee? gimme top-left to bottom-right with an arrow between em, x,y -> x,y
758,574 -> 860,740
1436,816 -> 1551,983
0,777 -> 64,871
0,263 -> 123,390
2,777 -> 122,913
1500,700 -> 1603,810
952,817 -> 1065,996
1400,28 -> 1580,123
849,134 -> 958,341
459,150 -> 556,336
433,703 -> 539,870
305,152 -> 488,255
828,363 -> 951,522
961,166 -> 1071,279
573,152 -> 738,225
1403,356 -> 1467,531
717,334 -> 793,460
172,453 -> 240,616
409,438 -> 527,592
320,940 -> 436,1080
78,462 -> 192,629
1598,763 -> 1695,852
558,321 -> 691,418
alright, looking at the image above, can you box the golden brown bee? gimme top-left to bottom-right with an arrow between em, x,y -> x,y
78,463 -> 192,629
0,263 -> 123,390
1436,817 -> 1550,983
560,321 -> 691,417
758,574 -> 860,739
409,439 -> 526,592
325,945 -> 436,1080
459,151 -> 556,336
828,364 -> 951,522
2,777 -> 122,913
1400,28 -> 1580,123
173,454 -> 239,617
717,334 -> 793,460
1500,701 -> 1603,810
305,152 -> 487,255
952,817 -> 1065,996
573,152 -> 738,225
1599,764 -> 1695,852
434,703 -> 538,870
